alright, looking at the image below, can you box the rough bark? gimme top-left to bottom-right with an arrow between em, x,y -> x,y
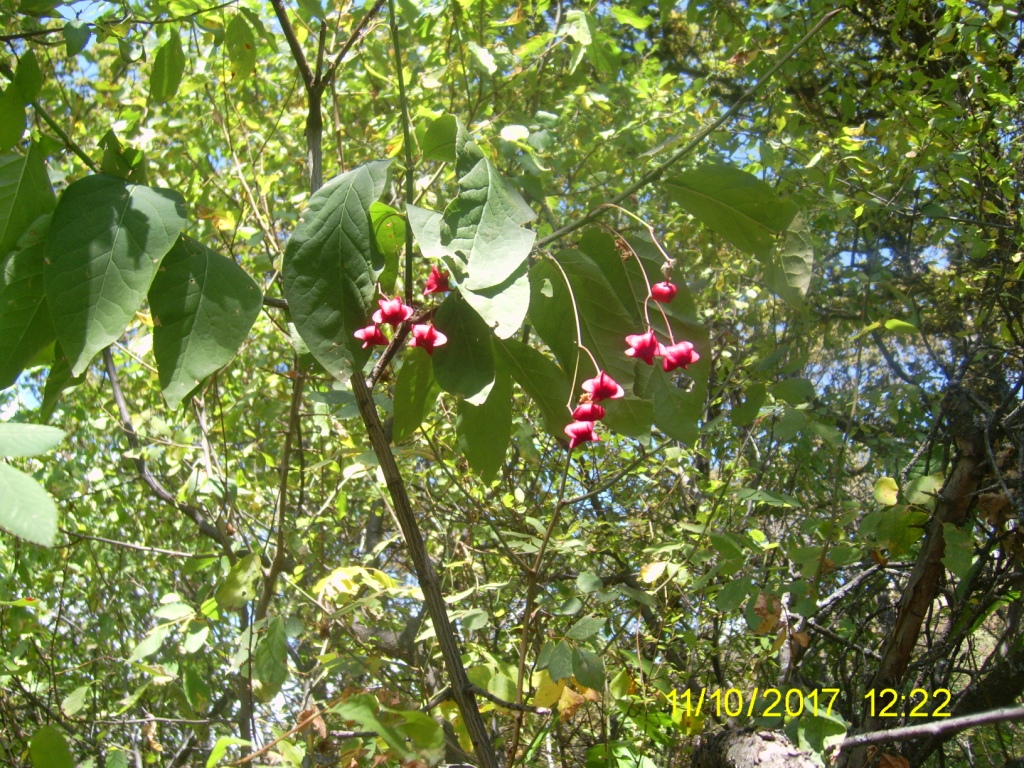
693,728 -> 820,768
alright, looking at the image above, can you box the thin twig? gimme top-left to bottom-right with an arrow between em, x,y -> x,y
61,530 -> 213,559
835,706 -> 1024,752
470,685 -> 552,715
102,349 -> 229,549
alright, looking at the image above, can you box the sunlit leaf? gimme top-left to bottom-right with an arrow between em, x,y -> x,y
44,175 -> 187,376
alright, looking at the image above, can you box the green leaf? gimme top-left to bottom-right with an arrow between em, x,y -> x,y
456,354 -> 512,482
283,161 -> 392,377
762,213 -> 814,307
496,337 -> 571,436
63,20 -> 92,55
44,175 -> 187,376
0,423 -> 64,456
611,6 -> 653,29
616,583 -> 656,606
572,646 -> 605,689
0,463 -> 58,546
407,204 -> 449,258
431,291 -> 495,402
732,383 -> 766,426
369,202 -> 405,294
576,572 -> 603,593
30,725 -> 74,768
15,51 -> 42,103
546,639 -> 574,682
884,318 -> 918,334
392,348 -> 440,442
183,664 -> 211,709
664,165 -> 798,258
420,114 -> 457,162
253,616 -> 288,700
528,251 -> 636,392
0,85 -> 26,153
215,553 -> 261,610
462,261 -> 531,339
153,602 -> 194,620
398,710 -> 446,764
39,344 -> 84,421
61,684 -> 91,716
182,623 -> 209,653
127,623 -> 171,663
565,614 -> 605,640
0,145 -> 56,257
942,523 -> 974,580
873,477 -> 898,506
225,14 -> 257,80
97,130 -> 147,184
906,472 -> 944,510
791,712 -> 848,759
602,395 -> 654,439
644,367 -> 700,444
206,737 -> 251,768
149,236 -> 262,408
441,118 -> 536,291
150,29 -> 186,104
332,693 -> 413,759
1,243 -> 56,390
716,577 -> 751,612
772,378 -> 815,405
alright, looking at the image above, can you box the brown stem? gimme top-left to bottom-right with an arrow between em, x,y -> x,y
350,373 -> 498,768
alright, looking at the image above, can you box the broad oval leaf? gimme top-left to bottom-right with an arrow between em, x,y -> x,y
0,145 -> 56,258
150,29 -> 186,104
462,261 -> 530,339
431,291 -> 495,402
528,250 -> 636,393
441,118 -> 536,291
149,236 -> 262,407
1,243 -> 56,389
215,552 -> 261,609
0,422 -> 64,456
284,161 -> 392,377
225,14 -> 257,80
496,337 -> 571,436
30,725 -> 74,768
44,175 -> 187,376
0,462 -> 58,546
873,476 -> 899,506
392,348 -> 440,443
664,164 -> 798,258
253,616 -> 288,701
456,352 -> 512,482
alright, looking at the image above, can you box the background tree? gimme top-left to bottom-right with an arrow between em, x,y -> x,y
0,0 -> 1022,767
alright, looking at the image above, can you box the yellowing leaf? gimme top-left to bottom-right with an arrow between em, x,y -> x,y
640,561 -> 667,584
873,477 -> 899,506
557,684 -> 585,721
531,669 -> 565,708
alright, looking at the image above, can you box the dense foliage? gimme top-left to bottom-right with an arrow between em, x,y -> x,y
1,0 -> 1022,766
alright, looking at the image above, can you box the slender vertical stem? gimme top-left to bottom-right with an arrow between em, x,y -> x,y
386,0 -> 417,302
